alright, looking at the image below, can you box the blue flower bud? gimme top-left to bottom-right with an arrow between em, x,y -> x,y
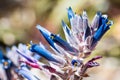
29,44 -> 59,63
67,7 -> 75,21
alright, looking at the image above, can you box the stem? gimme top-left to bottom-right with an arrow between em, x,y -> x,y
79,65 -> 88,80
79,77 -> 83,80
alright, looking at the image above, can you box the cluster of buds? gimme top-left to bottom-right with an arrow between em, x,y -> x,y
0,7 -> 113,80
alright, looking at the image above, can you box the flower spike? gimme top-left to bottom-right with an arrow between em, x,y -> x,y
18,7 -> 113,80
4,7 -> 113,80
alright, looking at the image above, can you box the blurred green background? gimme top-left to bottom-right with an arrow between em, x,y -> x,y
0,0 -> 120,80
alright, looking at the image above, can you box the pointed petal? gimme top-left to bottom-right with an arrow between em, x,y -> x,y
91,12 -> 101,31
62,20 -> 79,47
16,49 -> 37,63
77,15 -> 83,33
6,46 -> 19,66
16,65 -> 40,80
29,44 -> 66,65
62,20 -> 71,38
82,11 -> 88,34
92,20 -> 113,46
70,14 -> 83,33
50,34 -> 79,55
98,14 -> 108,29
36,25 -> 60,53
37,25 -> 79,56
18,43 -> 26,53
67,7 -> 75,21
29,44 -> 57,62
83,56 -> 102,68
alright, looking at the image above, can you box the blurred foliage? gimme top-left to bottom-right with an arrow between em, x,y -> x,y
109,0 -> 120,8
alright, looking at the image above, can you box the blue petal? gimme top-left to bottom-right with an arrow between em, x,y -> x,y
98,15 -> 108,29
92,20 -> 113,45
62,20 -> 75,45
67,7 -> 75,21
61,20 -> 71,36
29,44 -> 59,63
50,34 -> 79,54
36,25 -> 60,53
0,50 -> 3,60
37,25 -> 78,55
16,49 -> 37,63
